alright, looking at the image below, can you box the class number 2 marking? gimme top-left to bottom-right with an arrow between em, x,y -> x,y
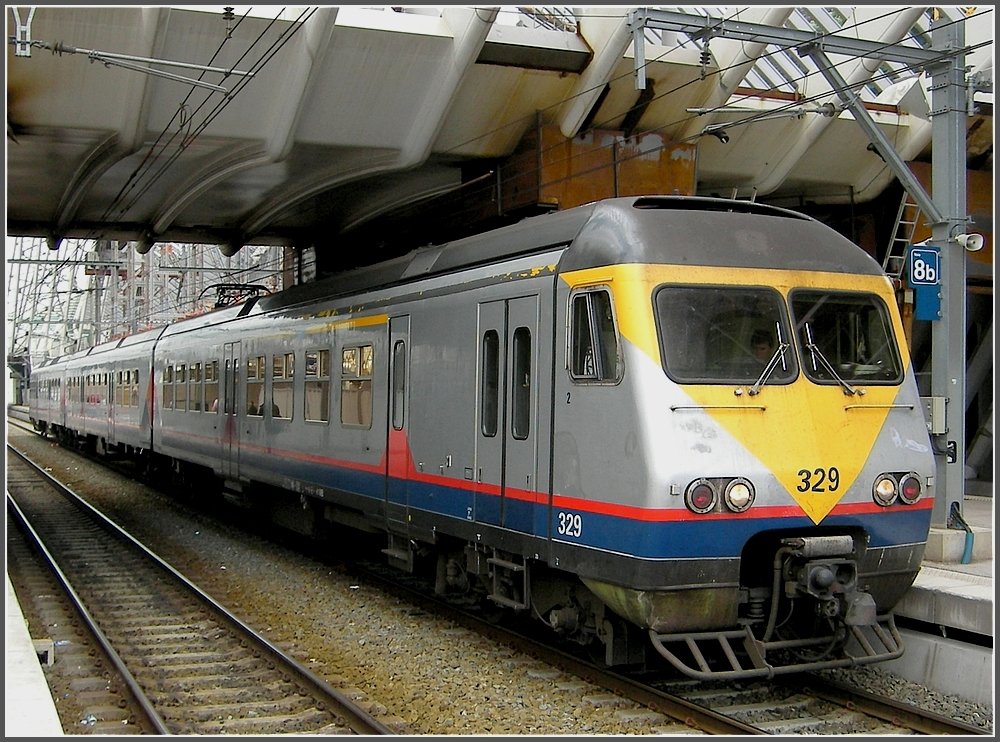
557,511 -> 583,538
796,466 -> 840,493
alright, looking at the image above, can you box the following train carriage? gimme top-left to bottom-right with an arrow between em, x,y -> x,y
28,195 -> 935,678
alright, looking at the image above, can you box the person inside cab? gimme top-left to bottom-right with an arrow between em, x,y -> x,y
750,328 -> 775,363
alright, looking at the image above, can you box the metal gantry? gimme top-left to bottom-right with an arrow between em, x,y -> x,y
5,237 -> 285,401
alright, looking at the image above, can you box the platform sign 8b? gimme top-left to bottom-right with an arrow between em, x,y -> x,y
909,247 -> 940,286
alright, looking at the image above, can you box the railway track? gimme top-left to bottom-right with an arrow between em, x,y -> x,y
6,443 -> 396,735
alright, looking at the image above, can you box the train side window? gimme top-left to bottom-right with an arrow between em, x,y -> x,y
190,362 -> 203,411
481,330 -> 499,437
246,355 -> 264,416
272,352 -> 294,419
391,341 -> 406,431
176,364 -> 187,411
341,345 -> 373,428
512,326 -> 531,440
205,360 -> 219,413
569,288 -> 621,383
305,349 -> 330,423
162,364 -> 174,410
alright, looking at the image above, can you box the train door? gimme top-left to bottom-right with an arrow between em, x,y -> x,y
106,369 -> 115,446
385,315 -> 410,532
221,341 -> 241,480
475,296 -> 539,531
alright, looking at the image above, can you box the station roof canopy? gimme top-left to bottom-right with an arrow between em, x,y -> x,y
5,5 -> 994,260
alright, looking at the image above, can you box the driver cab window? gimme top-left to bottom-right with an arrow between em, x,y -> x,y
656,285 -> 796,385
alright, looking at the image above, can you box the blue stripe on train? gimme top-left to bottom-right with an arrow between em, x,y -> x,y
244,456 -> 933,559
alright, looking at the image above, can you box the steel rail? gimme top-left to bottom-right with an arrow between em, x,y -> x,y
791,673 -> 991,735
7,442 -> 395,736
6,487 -> 170,734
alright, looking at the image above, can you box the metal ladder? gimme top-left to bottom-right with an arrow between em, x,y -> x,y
883,192 -> 922,279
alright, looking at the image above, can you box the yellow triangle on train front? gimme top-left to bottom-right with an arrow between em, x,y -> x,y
682,383 -> 899,524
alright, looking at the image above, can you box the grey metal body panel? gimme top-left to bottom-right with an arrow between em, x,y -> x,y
150,249 -> 562,530
28,328 -> 162,450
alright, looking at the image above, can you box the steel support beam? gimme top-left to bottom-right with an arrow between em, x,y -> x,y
627,8 -> 942,90
803,46 -> 944,226
926,15 -> 970,526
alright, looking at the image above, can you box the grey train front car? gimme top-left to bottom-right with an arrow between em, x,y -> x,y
28,197 -> 935,677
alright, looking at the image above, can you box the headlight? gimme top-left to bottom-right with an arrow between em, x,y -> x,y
724,478 -> 754,512
898,473 -> 922,504
685,479 -> 718,514
873,474 -> 898,506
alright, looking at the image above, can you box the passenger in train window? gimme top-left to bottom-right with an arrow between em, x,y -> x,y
750,329 -> 775,362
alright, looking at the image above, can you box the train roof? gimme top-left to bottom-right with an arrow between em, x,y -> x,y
42,196 -> 886,356
256,202 -> 599,314
260,196 -> 880,313
157,301 -> 262,337
558,196 -> 883,276
33,322 -> 170,367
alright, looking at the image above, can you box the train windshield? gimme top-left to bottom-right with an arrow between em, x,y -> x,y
790,290 -> 903,385
655,286 -> 797,385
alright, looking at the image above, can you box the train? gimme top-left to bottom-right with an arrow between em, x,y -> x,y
27,195 -> 935,679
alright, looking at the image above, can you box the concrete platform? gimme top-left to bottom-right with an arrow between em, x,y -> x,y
5,572 -> 64,736
885,491 -> 995,706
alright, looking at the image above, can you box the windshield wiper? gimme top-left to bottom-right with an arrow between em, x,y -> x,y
804,322 -> 857,396
748,342 -> 790,396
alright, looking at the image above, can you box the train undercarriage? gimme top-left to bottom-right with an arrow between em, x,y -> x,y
211,469 -> 908,677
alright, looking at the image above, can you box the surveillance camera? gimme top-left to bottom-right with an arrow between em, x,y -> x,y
955,233 -> 985,252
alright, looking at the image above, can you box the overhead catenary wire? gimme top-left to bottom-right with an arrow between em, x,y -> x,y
29,5 -> 991,251
93,6 -> 256,231
14,7 -> 992,349
86,5 -> 944,248
82,5 -> 988,248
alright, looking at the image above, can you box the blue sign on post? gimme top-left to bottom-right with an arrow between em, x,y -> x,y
910,245 -> 941,321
